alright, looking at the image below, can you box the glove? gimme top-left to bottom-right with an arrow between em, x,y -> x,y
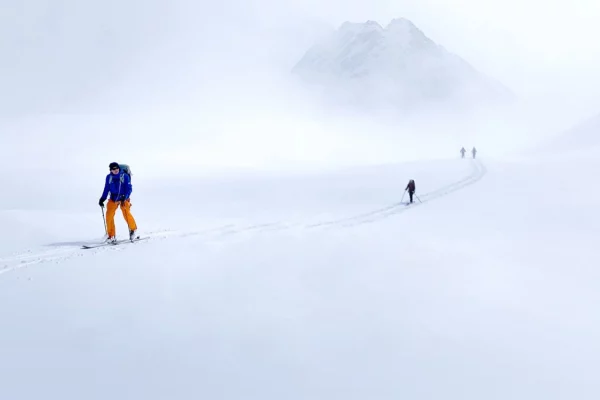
99,198 -> 105,207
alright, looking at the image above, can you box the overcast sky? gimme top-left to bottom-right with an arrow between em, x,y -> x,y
1,0 -> 599,111
0,0 -> 598,169
253,0 -> 600,111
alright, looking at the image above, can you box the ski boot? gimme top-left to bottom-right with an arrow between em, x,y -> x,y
129,229 -> 138,242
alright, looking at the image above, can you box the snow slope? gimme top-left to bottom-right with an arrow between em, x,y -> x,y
536,112 -> 600,157
1,152 -> 599,399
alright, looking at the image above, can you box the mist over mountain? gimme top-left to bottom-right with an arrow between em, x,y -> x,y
292,18 -> 514,113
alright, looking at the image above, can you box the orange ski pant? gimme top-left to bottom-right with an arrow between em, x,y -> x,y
106,199 -> 137,237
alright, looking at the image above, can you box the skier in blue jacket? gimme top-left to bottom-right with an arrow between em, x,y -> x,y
99,162 -> 137,242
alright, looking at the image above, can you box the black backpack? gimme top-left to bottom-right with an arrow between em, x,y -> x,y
119,163 -> 132,177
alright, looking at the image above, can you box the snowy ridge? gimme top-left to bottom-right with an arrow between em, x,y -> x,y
0,160 -> 485,276
542,112 -> 600,154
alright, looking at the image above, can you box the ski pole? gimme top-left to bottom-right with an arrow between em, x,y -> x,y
400,189 -> 406,203
415,194 -> 422,203
100,205 -> 107,235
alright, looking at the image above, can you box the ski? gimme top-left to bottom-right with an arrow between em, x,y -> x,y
81,236 -> 149,249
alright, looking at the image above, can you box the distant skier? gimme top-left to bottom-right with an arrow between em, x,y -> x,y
460,147 -> 466,158
472,147 -> 477,159
405,179 -> 416,203
99,162 -> 138,243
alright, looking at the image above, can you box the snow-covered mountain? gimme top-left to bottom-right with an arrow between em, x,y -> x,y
292,18 -> 513,112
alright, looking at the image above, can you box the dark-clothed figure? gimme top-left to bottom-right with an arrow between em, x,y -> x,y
405,179 -> 416,203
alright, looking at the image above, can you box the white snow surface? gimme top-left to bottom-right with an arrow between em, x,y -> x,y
1,151 -> 600,399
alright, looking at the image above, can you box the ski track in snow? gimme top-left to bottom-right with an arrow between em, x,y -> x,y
313,158 -> 487,228
0,160 -> 486,276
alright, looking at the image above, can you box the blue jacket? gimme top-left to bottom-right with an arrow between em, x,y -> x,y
100,172 -> 132,201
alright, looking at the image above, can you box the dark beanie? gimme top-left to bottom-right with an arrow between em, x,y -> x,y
109,162 -> 120,170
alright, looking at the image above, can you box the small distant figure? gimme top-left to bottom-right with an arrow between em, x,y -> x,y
405,179 -> 416,203
472,147 -> 477,159
460,147 -> 466,158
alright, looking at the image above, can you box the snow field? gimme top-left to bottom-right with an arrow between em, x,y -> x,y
1,153 -> 599,399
